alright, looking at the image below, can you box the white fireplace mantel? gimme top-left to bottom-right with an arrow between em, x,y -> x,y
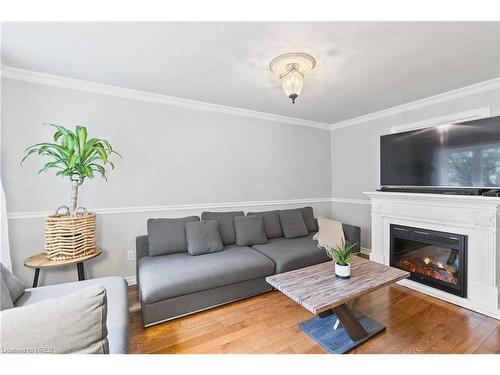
364,191 -> 500,319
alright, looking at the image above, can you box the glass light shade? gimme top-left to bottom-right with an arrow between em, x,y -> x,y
281,69 -> 304,103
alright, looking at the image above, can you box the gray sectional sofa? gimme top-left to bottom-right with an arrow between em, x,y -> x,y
136,207 -> 360,326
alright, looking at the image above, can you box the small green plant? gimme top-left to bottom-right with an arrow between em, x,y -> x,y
325,241 -> 357,266
21,124 -> 120,215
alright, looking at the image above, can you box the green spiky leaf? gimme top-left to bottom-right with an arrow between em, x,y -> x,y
21,124 -> 121,184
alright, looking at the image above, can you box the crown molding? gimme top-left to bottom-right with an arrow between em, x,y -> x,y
330,77 -> 500,130
7,197 -> 334,220
1,66 -> 330,130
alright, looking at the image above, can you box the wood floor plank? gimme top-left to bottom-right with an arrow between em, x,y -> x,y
128,284 -> 500,354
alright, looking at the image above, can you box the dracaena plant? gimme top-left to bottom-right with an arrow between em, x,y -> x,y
21,124 -> 120,215
325,241 -> 357,266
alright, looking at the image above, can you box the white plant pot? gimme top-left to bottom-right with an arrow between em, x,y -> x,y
335,262 -> 351,279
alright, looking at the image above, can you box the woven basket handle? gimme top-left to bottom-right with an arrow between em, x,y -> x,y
75,207 -> 88,216
55,206 -> 70,216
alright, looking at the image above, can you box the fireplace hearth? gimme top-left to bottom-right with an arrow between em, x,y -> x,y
390,224 -> 467,297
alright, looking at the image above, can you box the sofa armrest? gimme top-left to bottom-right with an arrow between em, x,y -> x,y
136,235 -> 149,260
342,223 -> 361,253
136,235 -> 149,277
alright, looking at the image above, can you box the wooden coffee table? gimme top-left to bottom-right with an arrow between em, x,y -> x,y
266,256 -> 409,353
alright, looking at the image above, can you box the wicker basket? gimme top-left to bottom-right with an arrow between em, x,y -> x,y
45,206 -> 97,260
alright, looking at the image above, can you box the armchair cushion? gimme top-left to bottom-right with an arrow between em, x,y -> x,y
1,275 -> 14,311
1,285 -> 109,354
0,263 -> 25,304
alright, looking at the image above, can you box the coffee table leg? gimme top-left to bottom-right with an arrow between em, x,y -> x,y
299,303 -> 385,354
32,268 -> 40,288
333,298 -> 359,330
77,262 -> 85,281
332,304 -> 368,341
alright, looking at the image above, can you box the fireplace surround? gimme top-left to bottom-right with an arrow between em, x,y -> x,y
365,191 -> 500,319
390,224 -> 467,297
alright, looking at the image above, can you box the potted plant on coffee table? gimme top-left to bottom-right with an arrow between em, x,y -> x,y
325,241 -> 357,279
21,124 -> 120,260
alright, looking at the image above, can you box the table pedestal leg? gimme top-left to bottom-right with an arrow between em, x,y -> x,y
299,303 -> 385,354
77,262 -> 85,281
332,304 -> 368,341
32,268 -> 40,288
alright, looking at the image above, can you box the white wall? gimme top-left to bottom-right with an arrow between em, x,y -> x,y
1,78 -> 332,285
331,87 -> 500,250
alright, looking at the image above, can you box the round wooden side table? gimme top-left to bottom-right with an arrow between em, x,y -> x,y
24,247 -> 102,287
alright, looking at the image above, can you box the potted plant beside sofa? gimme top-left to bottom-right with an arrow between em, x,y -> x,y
21,124 -> 120,260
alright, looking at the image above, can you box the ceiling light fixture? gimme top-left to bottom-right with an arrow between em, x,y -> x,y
269,52 -> 316,104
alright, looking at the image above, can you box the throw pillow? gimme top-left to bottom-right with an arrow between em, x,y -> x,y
234,215 -> 268,246
1,274 -> 14,311
246,210 -> 283,239
147,216 -> 200,256
301,206 -> 318,232
200,211 -> 244,245
279,209 -> 309,239
0,285 -> 109,354
185,220 -> 224,256
313,217 -> 346,249
0,263 -> 26,303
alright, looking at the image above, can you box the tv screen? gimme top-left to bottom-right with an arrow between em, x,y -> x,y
380,116 -> 500,188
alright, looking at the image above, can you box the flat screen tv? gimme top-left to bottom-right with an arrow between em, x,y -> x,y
380,116 -> 500,188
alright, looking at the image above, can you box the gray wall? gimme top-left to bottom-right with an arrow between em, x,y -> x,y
1,78 -> 332,285
331,88 -> 500,250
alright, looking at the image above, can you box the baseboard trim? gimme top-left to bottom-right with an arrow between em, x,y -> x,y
360,247 -> 371,255
397,279 -> 500,320
126,276 -> 137,286
7,197 -> 334,220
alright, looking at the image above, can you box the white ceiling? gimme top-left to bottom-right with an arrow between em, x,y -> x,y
2,22 -> 499,124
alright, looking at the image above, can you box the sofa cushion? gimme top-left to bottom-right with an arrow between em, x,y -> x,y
0,263 -> 26,303
247,210 -> 283,239
138,246 -> 276,304
201,211 -> 244,245
234,215 -> 268,246
1,274 -> 14,311
15,277 -> 129,354
2,285 -> 109,354
301,206 -> 318,232
279,209 -> 309,239
185,220 -> 224,256
147,216 -> 200,256
251,233 -> 331,273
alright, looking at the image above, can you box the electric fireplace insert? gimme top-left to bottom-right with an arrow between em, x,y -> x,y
390,224 -> 467,297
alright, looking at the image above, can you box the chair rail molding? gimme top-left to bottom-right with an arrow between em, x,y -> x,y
331,197 -> 371,205
1,66 -> 330,130
7,197 -> 334,220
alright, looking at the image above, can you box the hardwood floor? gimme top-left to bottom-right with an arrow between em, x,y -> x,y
128,283 -> 500,354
